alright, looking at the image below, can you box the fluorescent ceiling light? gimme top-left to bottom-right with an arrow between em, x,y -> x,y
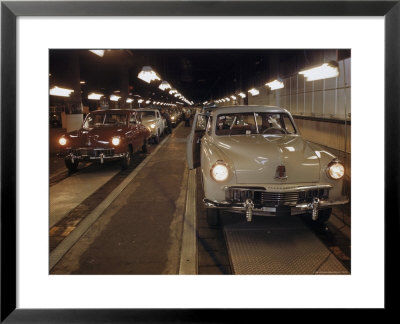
146,100 -> 151,104
169,89 -> 178,95
126,98 -> 133,103
299,62 -> 339,81
159,81 -> 172,91
138,99 -> 144,103
265,80 -> 284,90
110,94 -> 121,102
231,95 -> 237,100
50,86 -> 74,97
137,66 -> 161,83
248,88 -> 259,96
80,81 -> 86,84
238,92 -> 246,98
88,92 -> 103,100
89,50 -> 104,57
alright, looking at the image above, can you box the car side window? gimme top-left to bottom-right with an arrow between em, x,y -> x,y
129,114 -> 137,125
195,114 -> 207,132
282,115 -> 296,134
206,116 -> 212,135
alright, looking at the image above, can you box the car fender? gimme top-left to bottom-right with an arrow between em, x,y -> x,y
201,137 -> 237,202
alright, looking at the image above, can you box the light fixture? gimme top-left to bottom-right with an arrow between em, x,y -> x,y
80,81 -> 86,84
159,81 -> 172,91
248,88 -> 259,96
231,95 -> 237,100
238,92 -> 246,98
225,97 -> 230,101
126,98 -> 133,103
138,99 -> 144,104
50,86 -> 74,97
146,100 -> 151,104
110,94 -> 121,102
169,89 -> 178,95
137,66 -> 161,83
299,62 -> 339,81
89,50 -> 104,57
88,92 -> 103,100
265,79 -> 284,90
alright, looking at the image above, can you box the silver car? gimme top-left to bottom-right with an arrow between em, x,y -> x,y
187,105 -> 349,226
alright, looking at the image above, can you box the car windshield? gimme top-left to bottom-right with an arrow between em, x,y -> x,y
140,111 -> 156,119
215,112 -> 296,136
83,113 -> 127,129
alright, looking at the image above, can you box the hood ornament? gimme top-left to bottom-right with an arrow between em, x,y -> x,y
274,165 -> 288,181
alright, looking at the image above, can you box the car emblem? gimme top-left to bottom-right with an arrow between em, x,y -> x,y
87,138 -> 92,146
274,165 -> 288,180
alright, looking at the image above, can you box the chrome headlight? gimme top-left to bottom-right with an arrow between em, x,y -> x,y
59,137 -> 67,146
111,137 -> 120,146
171,116 -> 175,120
150,123 -> 156,129
210,161 -> 230,182
326,160 -> 345,180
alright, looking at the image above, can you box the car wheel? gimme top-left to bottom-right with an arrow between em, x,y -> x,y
206,208 -> 220,226
65,159 -> 79,172
315,208 -> 332,230
154,131 -> 160,144
142,139 -> 149,153
121,150 -> 131,170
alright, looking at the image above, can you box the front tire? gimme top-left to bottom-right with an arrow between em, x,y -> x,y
154,131 -> 160,144
206,208 -> 220,226
121,150 -> 131,170
142,139 -> 149,153
65,159 -> 79,172
315,208 -> 332,230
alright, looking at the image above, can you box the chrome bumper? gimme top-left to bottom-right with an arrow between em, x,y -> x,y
65,153 -> 125,163
60,149 -> 125,164
203,198 -> 349,216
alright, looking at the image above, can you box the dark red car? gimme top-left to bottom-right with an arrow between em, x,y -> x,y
58,109 -> 151,171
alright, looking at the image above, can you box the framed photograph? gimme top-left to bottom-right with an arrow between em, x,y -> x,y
1,0 -> 398,321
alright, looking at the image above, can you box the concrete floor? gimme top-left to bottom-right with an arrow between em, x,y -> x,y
51,123 -> 190,274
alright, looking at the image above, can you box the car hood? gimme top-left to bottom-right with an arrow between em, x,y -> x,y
212,134 -> 320,184
67,126 -> 128,147
141,117 -> 157,126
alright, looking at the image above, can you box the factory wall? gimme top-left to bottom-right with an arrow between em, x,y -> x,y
220,56 -> 351,155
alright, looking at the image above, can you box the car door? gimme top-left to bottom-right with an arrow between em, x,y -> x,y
186,113 -> 208,169
156,110 -> 164,134
128,112 -> 141,150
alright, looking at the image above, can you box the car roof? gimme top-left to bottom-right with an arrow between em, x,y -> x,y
210,105 -> 290,115
89,109 -> 133,114
133,108 -> 158,112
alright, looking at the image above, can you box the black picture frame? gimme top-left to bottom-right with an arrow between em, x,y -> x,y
1,0 -> 398,322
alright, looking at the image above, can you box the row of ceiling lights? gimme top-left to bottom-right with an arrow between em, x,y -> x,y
208,61 -> 339,104
137,66 -> 194,106
49,50 -> 192,107
50,85 -> 179,108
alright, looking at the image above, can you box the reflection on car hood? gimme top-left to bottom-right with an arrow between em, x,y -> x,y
213,134 -> 320,184
67,126 -> 128,147
141,117 -> 157,125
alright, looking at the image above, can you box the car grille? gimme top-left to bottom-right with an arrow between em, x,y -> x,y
67,148 -> 115,157
226,187 -> 330,207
